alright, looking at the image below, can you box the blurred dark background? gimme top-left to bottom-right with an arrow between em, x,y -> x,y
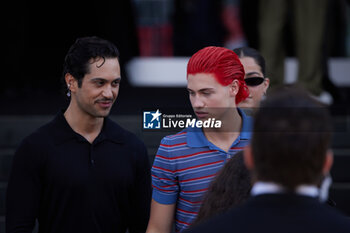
2,0 -> 349,115
2,0 -> 141,114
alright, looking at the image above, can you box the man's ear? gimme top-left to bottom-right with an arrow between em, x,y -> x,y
65,73 -> 78,93
244,145 -> 254,171
229,79 -> 239,97
323,150 -> 334,175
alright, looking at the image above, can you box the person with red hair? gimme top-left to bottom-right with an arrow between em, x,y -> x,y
146,46 -> 252,233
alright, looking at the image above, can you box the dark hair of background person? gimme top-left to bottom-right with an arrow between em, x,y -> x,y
192,151 -> 252,226
233,47 -> 266,76
61,36 -> 120,91
251,85 -> 333,190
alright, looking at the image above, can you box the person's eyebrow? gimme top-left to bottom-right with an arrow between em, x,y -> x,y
90,77 -> 121,82
187,87 -> 215,92
246,72 -> 262,76
199,88 -> 214,92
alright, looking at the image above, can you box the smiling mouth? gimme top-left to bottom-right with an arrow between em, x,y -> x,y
96,100 -> 113,108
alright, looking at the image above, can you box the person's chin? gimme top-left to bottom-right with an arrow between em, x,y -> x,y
97,104 -> 114,114
195,115 -> 207,121
197,114 -> 218,122
102,109 -> 112,117
95,109 -> 112,118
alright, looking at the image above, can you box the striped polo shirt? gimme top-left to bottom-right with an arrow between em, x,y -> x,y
151,109 -> 252,232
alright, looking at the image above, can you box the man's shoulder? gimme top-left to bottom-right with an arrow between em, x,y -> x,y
314,202 -> 350,230
186,199 -> 350,233
15,116 -> 59,155
22,116 -> 58,143
227,195 -> 350,231
159,128 -> 188,145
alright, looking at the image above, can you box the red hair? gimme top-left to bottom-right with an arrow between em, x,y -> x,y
187,46 -> 248,104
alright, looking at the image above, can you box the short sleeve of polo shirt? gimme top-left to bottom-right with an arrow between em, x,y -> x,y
151,136 -> 179,204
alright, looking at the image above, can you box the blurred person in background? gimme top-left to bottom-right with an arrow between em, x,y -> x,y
234,47 -> 270,109
258,0 -> 333,105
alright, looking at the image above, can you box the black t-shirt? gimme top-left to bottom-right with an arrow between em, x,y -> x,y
6,112 -> 151,233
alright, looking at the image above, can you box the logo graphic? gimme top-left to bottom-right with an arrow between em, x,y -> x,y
143,109 -> 162,129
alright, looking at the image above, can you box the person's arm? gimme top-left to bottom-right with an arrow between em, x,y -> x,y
146,200 -> 176,233
6,137 -> 43,233
146,136 -> 179,233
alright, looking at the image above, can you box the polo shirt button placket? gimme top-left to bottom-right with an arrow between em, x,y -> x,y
90,145 -> 95,166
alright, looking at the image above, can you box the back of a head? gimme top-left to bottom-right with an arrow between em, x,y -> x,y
187,46 -> 248,104
252,86 -> 332,190
62,36 -> 120,86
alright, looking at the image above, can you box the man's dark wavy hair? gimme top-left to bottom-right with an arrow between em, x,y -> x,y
62,36 -> 119,89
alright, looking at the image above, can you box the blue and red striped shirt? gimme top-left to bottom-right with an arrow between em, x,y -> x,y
151,109 -> 252,232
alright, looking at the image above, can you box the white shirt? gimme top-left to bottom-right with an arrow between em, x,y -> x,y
251,181 -> 319,198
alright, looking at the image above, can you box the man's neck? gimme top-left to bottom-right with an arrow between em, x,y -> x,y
203,108 -> 242,152
64,102 -> 104,143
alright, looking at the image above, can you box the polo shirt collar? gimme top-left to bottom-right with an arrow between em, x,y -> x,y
97,117 -> 125,144
186,126 -> 209,147
186,108 -> 252,147
52,111 -> 124,145
239,108 -> 252,140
